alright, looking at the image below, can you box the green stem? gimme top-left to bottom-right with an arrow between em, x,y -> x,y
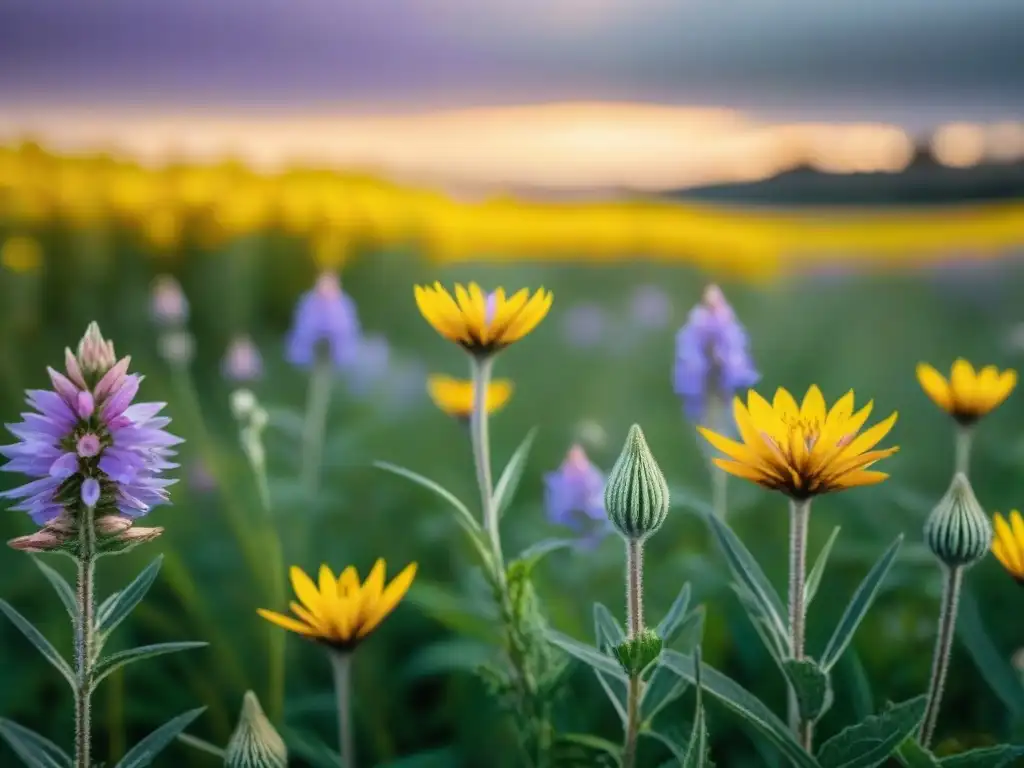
74,503 -> 97,768
331,652 -> 356,768
954,427 -> 973,477
920,565 -> 963,748
623,539 -> 645,768
470,356 -> 503,576
300,353 -> 334,499
787,498 -> 812,750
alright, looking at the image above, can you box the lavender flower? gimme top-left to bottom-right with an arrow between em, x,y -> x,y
223,334 -> 264,382
673,285 -> 759,423
150,275 -> 189,326
544,445 -> 610,544
285,272 -> 361,369
1,323 -> 180,527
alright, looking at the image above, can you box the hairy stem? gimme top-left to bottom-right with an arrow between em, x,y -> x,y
920,565 -> 963,748
787,498 -> 812,749
331,652 -> 356,768
74,503 -> 97,768
301,352 -> 334,498
954,427 -> 973,477
623,539 -> 645,768
470,356 -> 503,573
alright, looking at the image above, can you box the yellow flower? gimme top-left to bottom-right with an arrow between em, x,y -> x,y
1,235 -> 42,273
916,359 -> 1016,425
992,511 -> 1024,582
427,374 -> 513,418
258,560 -> 416,649
698,386 -> 898,499
414,282 -> 552,355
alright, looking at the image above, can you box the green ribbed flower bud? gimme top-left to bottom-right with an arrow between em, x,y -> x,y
224,691 -> 288,768
924,473 -> 993,568
614,627 -> 662,677
604,424 -> 670,541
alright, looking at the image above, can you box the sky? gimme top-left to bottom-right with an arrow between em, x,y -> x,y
1,0 -> 1023,127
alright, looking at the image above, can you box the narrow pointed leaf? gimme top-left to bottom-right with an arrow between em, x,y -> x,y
97,556 -> 163,638
0,718 -> 71,768
644,727 -> 689,762
591,604 -> 628,722
805,526 -> 841,606
515,538 -> 576,572
31,558 -> 76,619
0,600 -> 74,686
701,511 -> 790,653
93,642 -> 208,688
682,648 -> 709,768
175,734 -> 226,759
816,696 -> 927,768
957,588 -> 1024,716
894,738 -> 940,767
546,629 -> 627,679
820,535 -> 902,672
655,582 -> 692,647
494,428 -> 537,517
660,650 -> 820,768
556,733 -> 622,760
114,707 -> 206,768
940,745 -> 1024,767
642,610 -> 705,722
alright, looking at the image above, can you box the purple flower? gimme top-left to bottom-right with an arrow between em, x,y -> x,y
1,323 -> 180,525
673,285 -> 759,423
630,284 -> 672,330
150,275 -> 189,326
285,272 -> 361,370
544,445 -> 610,544
222,334 -> 264,382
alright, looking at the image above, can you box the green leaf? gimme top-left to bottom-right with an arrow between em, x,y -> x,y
0,718 -> 71,768
175,734 -> 226,759
114,707 -> 206,768
407,581 -> 500,643
642,610 -> 705,723
494,428 -> 537,517
643,727 -> 689,762
893,738 -> 940,767
373,462 -> 490,564
556,733 -> 622,760
655,582 -> 692,647
660,650 -> 820,768
0,599 -> 74,687
805,526 -> 841,606
93,642 -> 208,688
97,556 -> 163,639
940,745 -> 1024,767
375,747 -> 461,767
816,696 -> 927,768
957,588 -> 1024,717
682,648 -> 709,768
280,727 -> 344,768
546,629 -> 627,679
594,603 -> 626,648
31,558 -> 75,620
819,535 -> 902,672
515,538 -> 576,571
700,510 -> 790,655
782,659 -> 833,723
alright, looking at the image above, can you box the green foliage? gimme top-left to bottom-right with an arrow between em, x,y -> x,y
654,582 -> 692,647
494,428 -> 538,518
96,555 -> 164,640
0,719 -> 71,768
113,707 -> 206,768
804,526 -> 841,607
782,658 -> 833,724
939,744 -> 1024,767
956,588 -> 1024,718
31,558 -> 75,620
0,599 -> 74,687
93,642 -> 208,689
682,649 -> 710,768
816,696 -> 927,768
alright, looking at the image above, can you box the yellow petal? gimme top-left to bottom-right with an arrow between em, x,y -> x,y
354,559 -> 387,632
698,425 -> 764,466
831,469 -> 890,490
290,566 -> 323,617
1010,510 -> 1024,549
916,363 -> 952,412
773,387 -> 800,418
993,514 -> 1022,574
502,289 -> 553,343
992,539 -> 1021,577
950,358 -> 978,412
711,458 -> 781,488
800,385 -> 827,422
838,412 -> 898,458
257,609 -> 317,637
357,562 -> 418,638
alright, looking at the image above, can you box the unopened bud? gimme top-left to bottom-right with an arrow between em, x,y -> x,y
150,275 -> 189,326
76,322 -> 117,379
614,627 -> 662,677
225,691 -> 288,768
222,335 -> 264,382
95,515 -> 133,536
924,473 -> 993,568
604,424 -> 670,541
97,525 -> 164,556
8,528 -> 67,553
230,389 -> 258,421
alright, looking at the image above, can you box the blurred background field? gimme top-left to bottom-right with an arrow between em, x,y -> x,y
3,1 -> 1024,766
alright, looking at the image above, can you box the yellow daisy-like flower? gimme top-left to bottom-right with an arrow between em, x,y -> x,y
992,511 -> 1024,583
698,386 -> 899,499
916,359 -> 1016,425
427,374 -> 513,419
414,282 -> 552,355
258,560 -> 417,649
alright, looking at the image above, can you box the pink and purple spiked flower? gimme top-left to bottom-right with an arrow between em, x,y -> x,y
1,323 -> 180,528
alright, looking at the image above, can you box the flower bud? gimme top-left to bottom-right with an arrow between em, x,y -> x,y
158,330 -> 195,367
924,473 -> 993,568
604,424 -> 670,541
225,691 -> 288,768
76,322 -> 118,379
150,275 -> 189,326
230,389 -> 258,421
614,627 -> 662,677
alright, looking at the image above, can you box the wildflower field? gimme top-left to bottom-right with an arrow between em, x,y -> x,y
3,148 -> 1024,768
